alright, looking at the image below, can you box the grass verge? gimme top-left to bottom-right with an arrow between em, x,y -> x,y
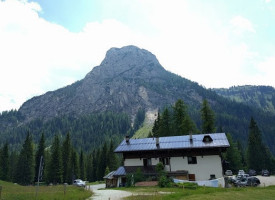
0,180 -> 92,200
120,185 -> 275,200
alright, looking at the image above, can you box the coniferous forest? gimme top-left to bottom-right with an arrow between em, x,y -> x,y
0,132 -> 120,185
151,99 -> 275,174
1,99 -> 275,185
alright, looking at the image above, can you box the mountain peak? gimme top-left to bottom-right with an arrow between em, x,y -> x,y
100,45 -> 160,69
86,45 -> 163,80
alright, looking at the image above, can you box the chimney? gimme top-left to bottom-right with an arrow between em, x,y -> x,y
189,133 -> 193,143
156,137 -> 160,147
125,136 -> 130,144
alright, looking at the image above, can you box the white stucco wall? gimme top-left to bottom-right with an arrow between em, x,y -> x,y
124,155 -> 223,181
124,158 -> 143,166
170,155 -> 223,181
124,157 -> 160,166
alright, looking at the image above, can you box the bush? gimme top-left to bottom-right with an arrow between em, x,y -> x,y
156,162 -> 164,175
126,173 -> 134,187
134,168 -> 145,183
158,175 -> 172,188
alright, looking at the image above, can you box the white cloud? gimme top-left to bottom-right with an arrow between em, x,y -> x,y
230,16 -> 256,36
254,55 -> 275,85
0,0 -> 274,112
0,0 -> 148,112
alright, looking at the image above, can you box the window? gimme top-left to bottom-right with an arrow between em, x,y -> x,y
210,174 -> 216,180
203,135 -> 213,143
188,156 -> 197,164
143,158 -> 152,167
160,157 -> 170,165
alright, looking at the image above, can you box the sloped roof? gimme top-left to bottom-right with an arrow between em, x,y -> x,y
114,133 -> 229,153
113,166 -> 156,177
113,166 -> 188,177
103,171 -> 116,179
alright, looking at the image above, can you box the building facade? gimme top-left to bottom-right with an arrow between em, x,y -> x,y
112,133 -> 229,187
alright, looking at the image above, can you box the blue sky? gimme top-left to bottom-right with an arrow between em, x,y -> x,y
0,0 -> 275,112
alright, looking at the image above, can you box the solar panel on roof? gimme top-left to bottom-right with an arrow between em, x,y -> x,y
114,133 -> 229,152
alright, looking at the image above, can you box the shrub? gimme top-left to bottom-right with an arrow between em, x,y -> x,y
158,175 -> 172,188
126,173 -> 134,187
134,168 -> 145,183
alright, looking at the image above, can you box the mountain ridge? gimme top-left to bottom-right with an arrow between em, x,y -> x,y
1,45 -> 275,154
213,85 -> 275,114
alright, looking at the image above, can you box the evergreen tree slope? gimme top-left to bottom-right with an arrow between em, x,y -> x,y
0,46 -> 274,154
213,85 -> 275,114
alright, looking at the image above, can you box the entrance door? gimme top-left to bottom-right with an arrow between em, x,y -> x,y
188,174 -> 196,181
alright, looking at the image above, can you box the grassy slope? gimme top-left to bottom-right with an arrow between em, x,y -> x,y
120,186 -> 275,200
0,180 -> 92,200
132,123 -> 153,139
132,110 -> 156,139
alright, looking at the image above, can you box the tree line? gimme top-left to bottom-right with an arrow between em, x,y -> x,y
0,112 -> 132,152
0,132 -> 120,185
151,99 -> 275,174
151,99 -> 215,137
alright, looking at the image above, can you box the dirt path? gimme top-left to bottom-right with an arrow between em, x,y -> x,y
87,184 -> 133,200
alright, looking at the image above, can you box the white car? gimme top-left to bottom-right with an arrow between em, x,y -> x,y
73,179 -> 86,187
238,170 -> 245,176
225,170 -> 233,176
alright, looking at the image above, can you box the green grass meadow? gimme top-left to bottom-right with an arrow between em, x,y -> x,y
0,180 -> 92,200
121,185 -> 275,200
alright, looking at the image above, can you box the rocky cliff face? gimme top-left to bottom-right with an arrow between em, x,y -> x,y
19,45 -> 202,122
5,45 -> 275,154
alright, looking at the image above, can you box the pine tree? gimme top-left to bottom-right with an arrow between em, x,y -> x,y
107,140 -> 118,171
224,133 -> 242,173
34,133 -> 45,182
8,151 -> 18,182
79,149 -> 86,180
172,99 -> 187,135
62,132 -> 72,183
48,135 -> 63,184
200,99 -> 216,133
133,108 -> 145,130
158,108 -> 171,136
181,115 -> 198,135
71,149 -> 79,182
105,166 -> 110,176
15,132 -> 34,185
96,143 -> 107,180
152,112 -> 161,137
0,143 -> 9,181
237,141 -> 246,168
247,118 -> 265,172
91,150 -> 97,181
86,153 -> 93,182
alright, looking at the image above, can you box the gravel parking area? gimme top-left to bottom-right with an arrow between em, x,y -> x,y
87,184 -> 133,200
256,176 -> 275,187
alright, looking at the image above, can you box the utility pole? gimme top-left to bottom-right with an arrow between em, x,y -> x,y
35,156 -> 44,200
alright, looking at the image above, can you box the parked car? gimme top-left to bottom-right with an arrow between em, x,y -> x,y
233,177 -> 247,187
236,174 -> 249,181
246,177 -> 261,186
248,169 -> 257,176
261,169 -> 270,176
225,170 -> 233,176
73,179 -> 86,187
238,170 -> 245,176
233,176 -> 260,187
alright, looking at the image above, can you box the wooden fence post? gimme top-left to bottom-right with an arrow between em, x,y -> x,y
0,185 -> 2,200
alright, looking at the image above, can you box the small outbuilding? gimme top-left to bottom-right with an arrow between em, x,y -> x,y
103,171 -> 117,188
